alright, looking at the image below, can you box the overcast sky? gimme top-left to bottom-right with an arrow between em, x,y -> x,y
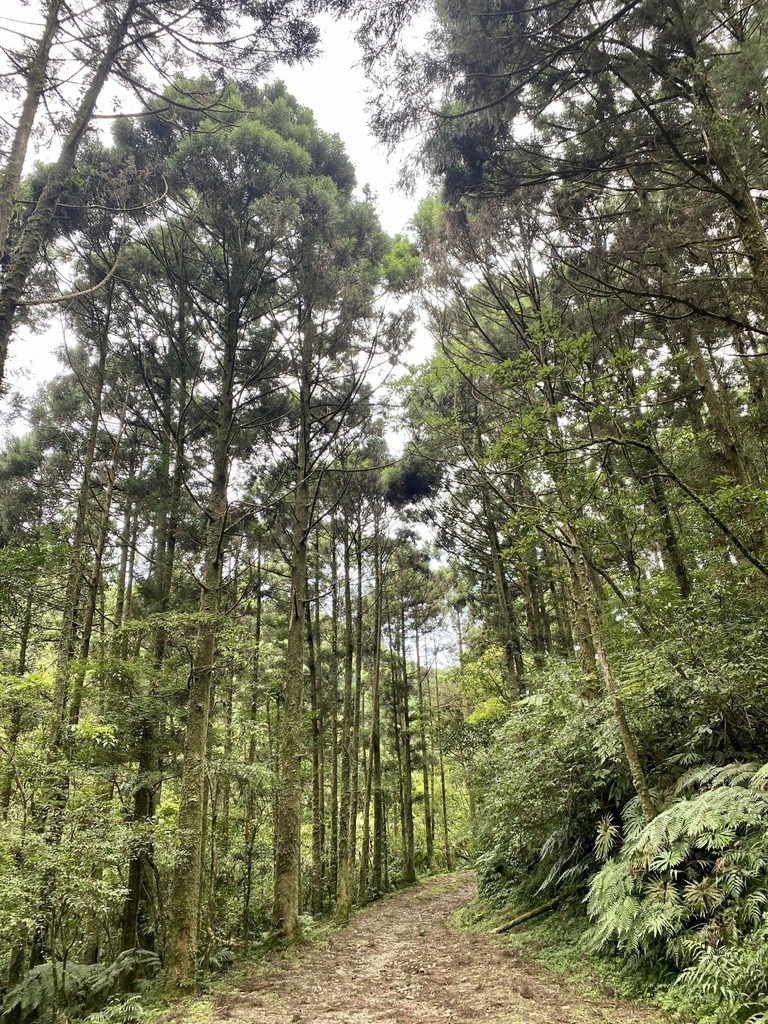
278,14 -> 429,238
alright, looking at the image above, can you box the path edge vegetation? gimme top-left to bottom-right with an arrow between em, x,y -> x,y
452,890 -> 687,1023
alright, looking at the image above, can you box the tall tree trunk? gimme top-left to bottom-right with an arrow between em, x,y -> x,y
47,336 -> 107,809
349,528 -> 365,900
201,779 -> 218,974
644,461 -> 692,599
691,67 -> 768,326
0,590 -> 33,819
313,545 -> 325,900
415,630 -> 434,870
328,529 -> 340,905
432,663 -> 453,871
335,522 -> 355,923
306,566 -> 324,917
371,540 -> 385,895
399,607 -> 416,884
121,460 -> 180,962
120,714 -> 158,955
273,353 -> 312,939
480,482 -> 524,699
243,547 -> 263,937
70,396 -> 128,726
387,616 -> 407,878
677,321 -> 752,487
359,533 -> 384,900
164,330 -> 233,989
521,552 -> 548,668
118,511 -> 139,661
565,523 -> 656,823
545,545 -> 575,657
220,659 -> 235,856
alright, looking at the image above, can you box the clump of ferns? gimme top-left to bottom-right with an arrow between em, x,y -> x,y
1,949 -> 159,1024
586,761 -> 768,970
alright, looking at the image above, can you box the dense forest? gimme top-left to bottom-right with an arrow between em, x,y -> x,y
1,1 -> 768,1022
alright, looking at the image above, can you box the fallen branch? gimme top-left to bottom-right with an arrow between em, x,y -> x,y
491,896 -> 562,934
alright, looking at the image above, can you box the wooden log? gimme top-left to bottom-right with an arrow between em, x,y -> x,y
490,896 -> 562,934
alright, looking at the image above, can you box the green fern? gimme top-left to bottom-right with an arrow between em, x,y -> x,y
1,949 -> 160,1023
595,814 -> 621,861
676,919 -> 768,1020
588,761 -> 768,1020
84,994 -> 146,1024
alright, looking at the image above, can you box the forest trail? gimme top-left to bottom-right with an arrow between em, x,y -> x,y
203,874 -> 661,1024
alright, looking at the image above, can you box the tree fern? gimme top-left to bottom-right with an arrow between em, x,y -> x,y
595,814 -> 621,861
84,994 -> 146,1024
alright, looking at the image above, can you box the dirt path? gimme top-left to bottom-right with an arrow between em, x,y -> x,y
210,874 -> 661,1024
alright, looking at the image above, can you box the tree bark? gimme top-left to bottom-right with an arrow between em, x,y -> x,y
491,897 -> 562,934
272,342 -> 312,939
0,590 -> 33,819
48,340 -> 106,765
335,522 -> 355,923
70,394 -> 128,726
328,529 -> 340,905
480,483 -> 524,699
350,526 -> 365,900
0,0 -> 62,261
432,663 -> 453,871
164,325 -> 233,990
371,541 -> 385,895
306,568 -> 324,917
399,606 -> 416,884
243,547 -> 263,937
566,524 -> 656,823
359,531 -> 384,899
415,631 -> 434,870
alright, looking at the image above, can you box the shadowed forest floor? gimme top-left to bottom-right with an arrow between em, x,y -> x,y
190,874 -> 662,1024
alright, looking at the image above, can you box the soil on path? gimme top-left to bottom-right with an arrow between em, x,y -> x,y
209,874 -> 662,1024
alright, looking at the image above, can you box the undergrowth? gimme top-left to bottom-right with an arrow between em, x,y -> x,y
587,763 -> 768,1024
453,894 -> 677,1009
458,760 -> 768,1024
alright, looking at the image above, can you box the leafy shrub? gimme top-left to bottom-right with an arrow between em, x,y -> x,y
471,663 -> 634,902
